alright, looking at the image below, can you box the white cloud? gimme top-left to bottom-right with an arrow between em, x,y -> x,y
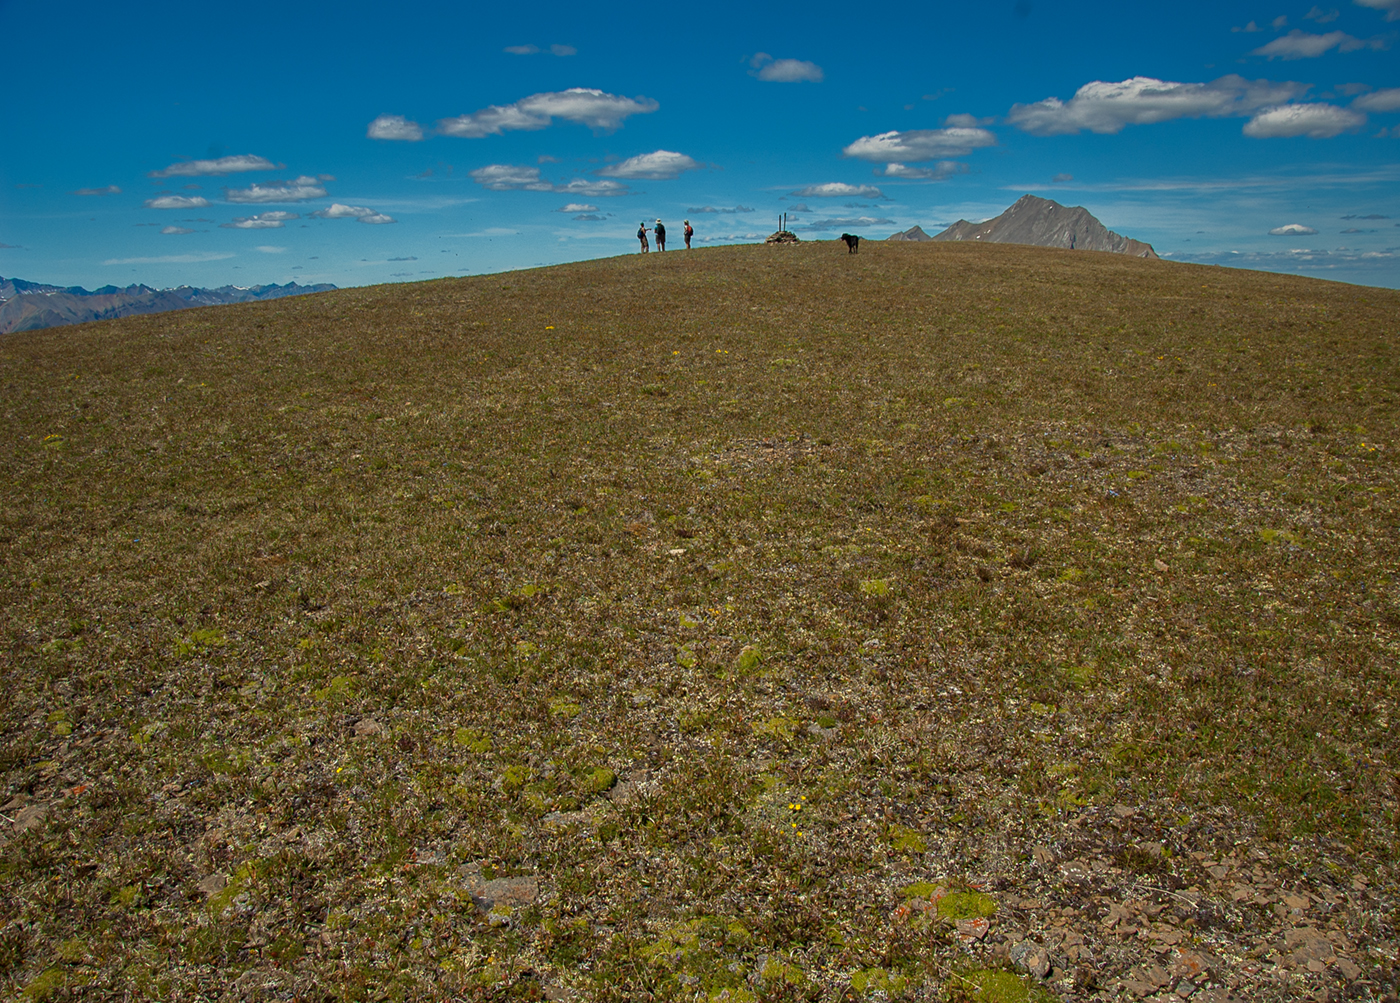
144,195 -> 212,209
367,114 -> 424,141
160,226 -> 194,235
310,203 -> 377,219
1354,0 -> 1400,21
1233,20 -> 1264,31
1269,223 -> 1320,233
256,245 -> 287,253
749,53 -> 824,83
1305,6 -> 1341,22
801,216 -> 896,231
437,88 -> 658,137
149,155 -> 280,178
469,165 -> 556,191
1354,87 -> 1400,110
687,205 -> 756,214
358,213 -> 396,224
551,44 -> 577,56
1252,29 -> 1388,58
1008,75 -> 1309,135
598,150 -> 701,180
102,252 -> 235,265
791,182 -> 885,199
73,185 -> 121,196
1244,102 -> 1367,136
504,44 -> 539,54
1274,14 -> 1291,28
556,178 -> 629,197
557,203 -> 598,212
225,176 -> 327,203
468,166 -> 631,196
1052,172 -> 1074,182
222,217 -> 283,229
880,161 -> 968,180
843,126 -> 998,161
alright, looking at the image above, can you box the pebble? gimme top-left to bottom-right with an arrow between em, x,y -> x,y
1010,940 -> 1051,978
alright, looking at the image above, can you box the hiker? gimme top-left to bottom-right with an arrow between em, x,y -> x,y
684,219 -> 693,249
655,218 -> 666,251
637,221 -> 649,253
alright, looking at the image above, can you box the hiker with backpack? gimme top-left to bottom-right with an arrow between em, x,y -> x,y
637,222 -> 650,253
654,218 -> 666,251
684,219 -> 693,249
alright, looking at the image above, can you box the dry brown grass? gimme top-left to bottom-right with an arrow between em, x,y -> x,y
1,241 -> 1397,1000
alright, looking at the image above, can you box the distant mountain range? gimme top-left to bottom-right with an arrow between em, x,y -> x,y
0,276 -> 338,334
889,195 -> 1158,259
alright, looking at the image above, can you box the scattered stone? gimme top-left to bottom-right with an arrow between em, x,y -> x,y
197,872 -> 228,897
1031,844 -> 1055,865
13,803 -> 48,834
1283,926 -> 1333,967
1010,941 -> 1051,978
1169,949 -> 1217,980
1175,980 -> 1197,999
765,231 -> 800,244
957,917 -> 990,942
466,875 -> 539,914
1335,957 -> 1361,980
542,810 -> 591,829
352,717 -> 382,737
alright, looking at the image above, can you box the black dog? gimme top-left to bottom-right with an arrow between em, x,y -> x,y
840,233 -> 860,254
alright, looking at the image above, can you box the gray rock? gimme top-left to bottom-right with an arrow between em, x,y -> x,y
929,195 -> 1158,258
1010,940 -> 1051,978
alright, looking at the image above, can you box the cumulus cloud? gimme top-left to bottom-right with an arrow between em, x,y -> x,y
225,176 -> 327,203
1354,0 -> 1400,20
598,150 -> 701,180
791,182 -> 885,199
556,178 -> 630,197
469,165 -> 556,191
557,203 -> 598,212
150,155 -> 280,178
437,88 -> 658,137
1252,29 -> 1388,58
1244,102 -> 1367,137
468,166 -> 631,197
1305,6 -> 1341,22
144,195 -> 212,209
844,127 -> 997,161
802,216 -> 896,231
1233,20 -> 1264,31
687,205 -> 756,214
749,53 -> 824,82
504,44 -> 539,54
102,252 -> 235,265
222,217 -> 284,229
160,226 -> 194,234
309,204 -> 377,219
73,185 -> 120,196
1353,87 -> 1400,110
1269,223 -> 1319,234
1008,75 -> 1309,135
368,114 -> 424,141
879,161 -> 968,180
358,213 -> 396,224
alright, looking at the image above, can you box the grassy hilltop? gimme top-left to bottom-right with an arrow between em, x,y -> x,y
1,241 -> 1398,1001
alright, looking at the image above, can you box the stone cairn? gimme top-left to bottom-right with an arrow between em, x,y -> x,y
766,212 -> 800,244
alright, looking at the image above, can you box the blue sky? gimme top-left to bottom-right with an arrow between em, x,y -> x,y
2,0 -> 1398,291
